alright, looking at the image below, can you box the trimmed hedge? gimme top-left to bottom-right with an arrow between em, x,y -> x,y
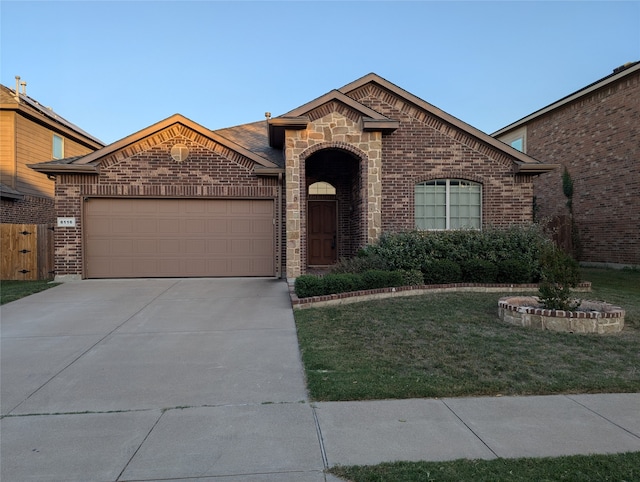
461,259 -> 498,283
295,226 -> 559,298
295,269 -> 423,299
422,259 -> 462,284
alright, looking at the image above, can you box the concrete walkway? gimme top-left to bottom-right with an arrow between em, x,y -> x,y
1,278 -> 638,481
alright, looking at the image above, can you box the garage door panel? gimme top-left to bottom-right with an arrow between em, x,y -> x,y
111,219 -> 134,234
206,219 -> 229,234
157,220 -> 180,234
207,239 -> 229,254
253,219 -> 273,234
185,239 -> 206,254
85,199 -> 274,278
159,239 -> 181,253
135,239 -> 158,253
185,219 -> 205,234
111,239 -> 134,255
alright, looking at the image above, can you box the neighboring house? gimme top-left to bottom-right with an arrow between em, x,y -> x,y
31,73 -> 556,281
1,78 -> 104,224
494,62 -> 639,267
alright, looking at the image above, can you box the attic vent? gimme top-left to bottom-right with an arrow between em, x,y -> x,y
171,144 -> 189,162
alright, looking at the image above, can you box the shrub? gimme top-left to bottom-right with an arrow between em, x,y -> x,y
537,244 -> 581,310
322,273 -> 364,295
330,254 -> 391,274
294,275 -> 325,298
361,270 -> 404,290
422,259 -> 462,284
361,225 -> 549,283
497,259 -> 534,284
400,269 -> 424,286
461,259 -> 498,283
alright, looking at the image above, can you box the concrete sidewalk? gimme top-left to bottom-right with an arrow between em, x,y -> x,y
1,279 -> 639,481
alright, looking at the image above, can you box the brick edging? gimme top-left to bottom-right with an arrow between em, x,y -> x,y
498,296 -> 624,319
289,281 -> 592,309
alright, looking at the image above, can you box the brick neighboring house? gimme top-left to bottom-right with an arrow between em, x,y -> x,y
31,73 -> 556,281
494,62 -> 639,267
1,78 -> 104,224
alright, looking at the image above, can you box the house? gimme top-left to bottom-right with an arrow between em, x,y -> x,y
493,62 -> 639,268
30,73 -> 556,281
1,77 -> 104,224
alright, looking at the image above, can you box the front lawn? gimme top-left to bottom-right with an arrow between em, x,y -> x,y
0,279 -> 59,305
294,267 -> 640,401
328,451 -> 640,482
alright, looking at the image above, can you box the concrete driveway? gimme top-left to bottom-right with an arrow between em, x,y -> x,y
1,278 -> 330,481
3,279 -> 639,481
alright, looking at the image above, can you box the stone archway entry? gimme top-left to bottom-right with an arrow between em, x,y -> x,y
307,200 -> 337,266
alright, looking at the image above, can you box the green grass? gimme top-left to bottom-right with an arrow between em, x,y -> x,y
328,451 -> 640,481
294,267 -> 640,401
1,279 -> 60,305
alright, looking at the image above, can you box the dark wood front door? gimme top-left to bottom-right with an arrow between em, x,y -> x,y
308,201 -> 337,265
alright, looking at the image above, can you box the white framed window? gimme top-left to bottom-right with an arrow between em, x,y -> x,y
308,181 -> 336,195
415,179 -> 482,230
52,134 -> 64,159
498,126 -> 527,153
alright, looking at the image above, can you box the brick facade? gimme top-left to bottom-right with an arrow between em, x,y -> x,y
36,74 -> 550,280
507,67 -> 639,266
53,127 -> 281,277
1,195 -> 54,224
346,85 -> 535,232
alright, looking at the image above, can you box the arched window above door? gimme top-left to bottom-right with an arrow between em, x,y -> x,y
308,181 -> 336,195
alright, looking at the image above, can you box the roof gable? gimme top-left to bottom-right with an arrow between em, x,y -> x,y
31,114 -> 279,174
267,89 -> 399,148
339,73 -> 556,173
0,84 -> 104,148
493,61 -> 640,136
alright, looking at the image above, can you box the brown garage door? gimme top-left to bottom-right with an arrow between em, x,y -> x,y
85,198 -> 274,278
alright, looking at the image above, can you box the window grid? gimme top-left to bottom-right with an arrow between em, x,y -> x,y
415,179 -> 481,230
53,134 -> 64,159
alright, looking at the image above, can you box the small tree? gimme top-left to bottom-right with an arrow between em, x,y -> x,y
562,167 -> 582,259
538,243 -> 581,311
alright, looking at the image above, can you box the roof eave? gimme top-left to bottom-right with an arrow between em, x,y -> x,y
254,167 -> 285,176
268,116 -> 309,149
362,117 -> 400,133
493,62 -> 640,136
28,163 -> 99,174
0,191 -> 24,200
513,163 -> 559,174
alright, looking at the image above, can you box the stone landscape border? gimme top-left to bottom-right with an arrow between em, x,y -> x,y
498,296 -> 625,334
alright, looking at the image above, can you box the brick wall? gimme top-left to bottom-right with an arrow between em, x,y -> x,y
526,71 -> 639,265
53,132 -> 281,277
347,85 -> 536,232
1,195 -> 55,224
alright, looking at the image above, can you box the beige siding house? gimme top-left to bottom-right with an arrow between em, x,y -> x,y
1,78 -> 104,224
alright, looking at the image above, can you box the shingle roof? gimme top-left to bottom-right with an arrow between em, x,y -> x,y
0,84 -> 105,146
214,120 -> 284,167
0,183 -> 24,200
493,61 -> 640,136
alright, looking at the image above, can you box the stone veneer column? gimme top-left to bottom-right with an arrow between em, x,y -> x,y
284,114 -> 384,280
285,135 -> 302,280
367,134 -> 382,244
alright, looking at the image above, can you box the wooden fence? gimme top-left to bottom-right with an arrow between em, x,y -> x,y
1,224 -> 55,280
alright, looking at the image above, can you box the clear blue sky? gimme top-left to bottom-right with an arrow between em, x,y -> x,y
2,1 -> 639,145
